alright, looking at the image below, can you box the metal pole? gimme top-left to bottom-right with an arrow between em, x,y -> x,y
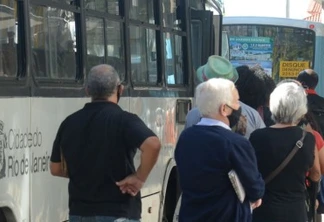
286,0 -> 290,18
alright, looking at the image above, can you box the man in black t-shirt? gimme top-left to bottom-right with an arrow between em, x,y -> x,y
50,64 -> 161,222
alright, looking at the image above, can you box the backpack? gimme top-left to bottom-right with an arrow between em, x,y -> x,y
307,94 -> 324,138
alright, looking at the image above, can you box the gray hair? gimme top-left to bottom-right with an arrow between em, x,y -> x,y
86,64 -> 120,99
270,82 -> 307,124
196,78 -> 235,117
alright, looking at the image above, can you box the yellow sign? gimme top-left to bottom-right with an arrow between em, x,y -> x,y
279,61 -> 310,78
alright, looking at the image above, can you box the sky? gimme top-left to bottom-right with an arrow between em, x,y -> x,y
224,0 -> 310,19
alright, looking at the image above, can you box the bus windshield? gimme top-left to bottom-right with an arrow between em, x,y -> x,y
223,24 -> 315,81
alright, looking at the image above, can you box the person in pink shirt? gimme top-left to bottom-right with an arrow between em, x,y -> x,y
302,111 -> 324,222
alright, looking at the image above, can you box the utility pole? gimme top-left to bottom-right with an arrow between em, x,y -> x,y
286,0 -> 290,18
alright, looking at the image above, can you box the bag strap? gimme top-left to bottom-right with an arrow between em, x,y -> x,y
265,130 -> 307,184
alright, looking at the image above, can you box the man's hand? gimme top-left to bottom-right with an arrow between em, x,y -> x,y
116,174 -> 144,196
250,199 -> 262,209
116,136 -> 160,197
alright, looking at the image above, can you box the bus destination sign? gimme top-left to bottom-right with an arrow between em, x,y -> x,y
279,61 -> 310,78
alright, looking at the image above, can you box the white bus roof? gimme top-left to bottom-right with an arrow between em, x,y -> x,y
223,16 -> 324,36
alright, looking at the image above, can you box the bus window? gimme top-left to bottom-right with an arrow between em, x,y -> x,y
223,24 -> 315,81
190,20 -> 202,71
129,0 -> 154,24
174,35 -> 184,84
86,17 -> 104,72
164,35 -> 184,85
189,0 -> 204,9
162,0 -> 181,30
0,0 -> 17,77
164,33 -> 183,85
61,0 -> 76,5
222,31 -> 230,60
30,6 -> 77,80
164,33 -> 175,84
84,0 -> 119,15
105,21 -> 124,80
85,13 -> 125,81
130,26 -> 157,84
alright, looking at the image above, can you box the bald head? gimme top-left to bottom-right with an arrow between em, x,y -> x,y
86,64 -> 120,100
297,69 -> 318,89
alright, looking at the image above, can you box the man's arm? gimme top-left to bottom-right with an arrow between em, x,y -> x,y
50,121 -> 68,178
50,162 -> 68,178
309,145 -> 321,182
116,113 -> 161,196
116,136 -> 161,196
229,138 -> 265,202
136,136 -> 161,182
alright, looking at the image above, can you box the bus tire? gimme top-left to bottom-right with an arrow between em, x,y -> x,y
162,168 -> 181,222
173,195 -> 181,222
0,208 -> 7,222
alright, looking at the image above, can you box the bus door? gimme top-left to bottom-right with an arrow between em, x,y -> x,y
190,9 -> 214,71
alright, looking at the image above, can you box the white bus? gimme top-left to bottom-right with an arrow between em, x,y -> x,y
223,16 -> 324,96
0,0 -> 223,221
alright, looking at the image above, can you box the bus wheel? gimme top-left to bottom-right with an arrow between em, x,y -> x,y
172,195 -> 181,222
162,168 -> 181,222
0,209 -> 6,222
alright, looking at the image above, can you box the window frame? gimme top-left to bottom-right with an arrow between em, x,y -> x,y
126,0 -> 189,89
0,0 -> 26,81
0,0 -> 196,98
29,0 -> 83,88
84,13 -> 125,81
0,0 -> 32,97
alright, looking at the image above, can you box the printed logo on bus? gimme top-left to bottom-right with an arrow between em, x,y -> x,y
0,120 -> 50,179
0,120 -> 6,179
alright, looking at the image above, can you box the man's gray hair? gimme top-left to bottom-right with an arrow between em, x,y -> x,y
196,78 -> 235,118
270,81 -> 307,124
86,64 -> 120,99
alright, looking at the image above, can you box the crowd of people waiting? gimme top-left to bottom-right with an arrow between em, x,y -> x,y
49,56 -> 324,222
175,55 -> 324,222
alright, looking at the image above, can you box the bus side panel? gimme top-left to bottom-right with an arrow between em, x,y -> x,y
0,98 -> 31,222
129,97 -> 181,221
141,193 -> 160,221
315,36 -> 324,97
29,98 -> 86,222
